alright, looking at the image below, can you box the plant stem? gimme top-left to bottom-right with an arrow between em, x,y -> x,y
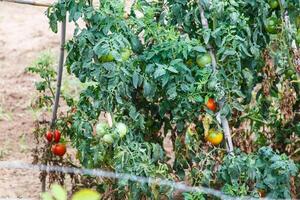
47,77 -> 55,99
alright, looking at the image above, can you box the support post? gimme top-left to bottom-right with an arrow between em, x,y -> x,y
42,18 -> 66,193
50,18 -> 66,129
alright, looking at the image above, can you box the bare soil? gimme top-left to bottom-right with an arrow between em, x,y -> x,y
0,2 -> 73,199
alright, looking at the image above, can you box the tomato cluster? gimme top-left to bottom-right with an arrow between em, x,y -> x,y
45,130 -> 66,157
96,122 -> 128,145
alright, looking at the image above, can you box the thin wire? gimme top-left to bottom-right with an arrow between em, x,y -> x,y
0,161 -> 257,200
0,0 -> 50,7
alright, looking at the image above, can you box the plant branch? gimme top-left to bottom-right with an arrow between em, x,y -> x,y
197,0 -> 234,154
46,77 -> 55,99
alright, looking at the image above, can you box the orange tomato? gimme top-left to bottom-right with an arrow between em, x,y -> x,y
205,129 -> 223,145
206,98 -> 217,112
258,189 -> 266,198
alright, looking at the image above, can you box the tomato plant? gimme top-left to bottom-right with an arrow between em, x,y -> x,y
43,0 -> 300,198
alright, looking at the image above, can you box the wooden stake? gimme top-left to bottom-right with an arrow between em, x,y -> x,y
50,18 -> 67,129
41,18 -> 66,193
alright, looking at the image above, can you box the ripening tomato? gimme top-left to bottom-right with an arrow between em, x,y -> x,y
258,189 -> 266,198
205,129 -> 223,145
102,134 -> 114,144
45,131 -> 53,142
269,0 -> 279,10
115,122 -> 128,138
53,130 -> 61,143
206,98 -> 217,112
196,53 -> 212,67
51,144 -> 66,157
265,17 -> 279,34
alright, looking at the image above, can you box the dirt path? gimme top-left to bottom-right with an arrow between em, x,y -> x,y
0,2 -> 72,199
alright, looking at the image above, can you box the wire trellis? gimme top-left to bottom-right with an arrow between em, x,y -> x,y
0,161 -> 258,200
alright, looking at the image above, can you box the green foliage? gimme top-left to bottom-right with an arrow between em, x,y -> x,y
183,192 -> 205,200
27,52 -> 56,108
218,147 -> 298,198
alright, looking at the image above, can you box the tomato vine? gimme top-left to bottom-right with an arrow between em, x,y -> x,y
41,0 -> 300,198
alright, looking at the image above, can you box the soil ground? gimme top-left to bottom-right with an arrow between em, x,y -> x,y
0,2 -> 73,199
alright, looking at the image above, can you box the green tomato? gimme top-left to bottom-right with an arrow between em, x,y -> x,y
269,0 -> 279,9
96,122 -> 109,136
121,48 -> 132,61
266,17 -> 279,34
196,53 -> 212,67
99,54 -> 114,62
286,69 -> 294,77
296,29 -> 300,44
102,134 -> 114,144
296,16 -> 300,28
292,74 -> 297,80
115,122 -> 128,138
72,189 -> 101,200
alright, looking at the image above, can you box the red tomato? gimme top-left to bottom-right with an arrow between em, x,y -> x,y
206,98 -> 217,112
45,131 -> 53,142
53,130 -> 61,143
51,144 -> 66,157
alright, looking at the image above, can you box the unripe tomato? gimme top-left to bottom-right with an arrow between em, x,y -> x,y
265,17 -> 279,34
296,29 -> 300,44
115,122 -> 128,138
286,69 -> 294,77
45,131 -> 53,142
206,98 -> 217,112
53,130 -> 61,143
196,53 -> 212,67
99,54 -> 114,63
296,16 -> 300,28
205,129 -> 223,145
269,0 -> 279,9
96,122 -> 109,136
121,48 -> 131,61
102,134 -> 114,144
51,144 -> 66,157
